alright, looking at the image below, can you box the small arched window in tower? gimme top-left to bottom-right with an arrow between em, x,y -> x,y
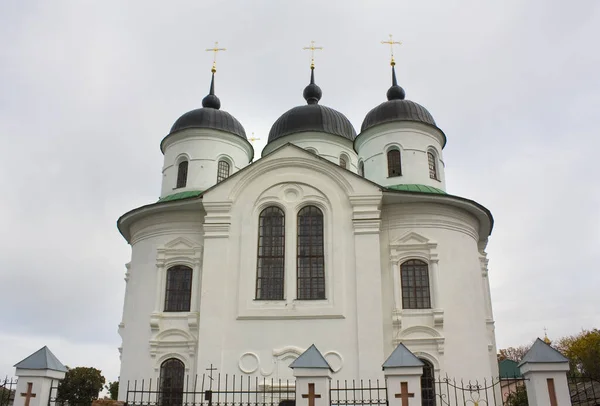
160,358 -> 185,406
358,161 -> 365,177
420,359 -> 436,406
297,205 -> 325,300
256,206 -> 285,300
339,156 -> 347,169
164,265 -> 192,312
428,151 -> 438,180
400,259 -> 431,309
176,161 -> 188,189
387,149 -> 402,177
217,160 -> 230,183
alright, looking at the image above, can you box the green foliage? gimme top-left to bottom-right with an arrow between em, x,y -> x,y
555,329 -> 600,379
57,367 -> 106,405
505,384 -> 528,406
105,381 -> 119,400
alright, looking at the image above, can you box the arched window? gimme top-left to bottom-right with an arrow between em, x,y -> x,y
400,259 -> 431,309
297,206 -> 325,300
420,359 -> 436,406
339,156 -> 347,169
358,161 -> 365,177
160,358 -> 185,406
256,206 -> 285,300
387,149 -> 402,177
217,160 -> 230,183
164,265 -> 192,312
428,151 -> 438,180
176,161 -> 188,189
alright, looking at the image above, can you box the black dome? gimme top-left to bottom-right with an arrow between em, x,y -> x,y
361,99 -> 436,132
268,104 -> 356,142
170,108 -> 247,139
268,67 -> 356,143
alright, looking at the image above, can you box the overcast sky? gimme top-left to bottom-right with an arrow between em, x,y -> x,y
1,0 -> 599,381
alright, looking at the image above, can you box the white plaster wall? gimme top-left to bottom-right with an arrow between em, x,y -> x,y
160,129 -> 254,197
261,132 -> 358,173
380,202 -> 495,381
118,210 -> 204,399
355,122 -> 446,190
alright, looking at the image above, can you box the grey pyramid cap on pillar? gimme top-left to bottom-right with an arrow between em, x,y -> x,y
14,346 -> 67,372
289,344 -> 333,371
382,343 -> 425,369
518,338 -> 569,367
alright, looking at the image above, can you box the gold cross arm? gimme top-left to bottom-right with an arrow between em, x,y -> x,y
381,34 -> 402,66
302,40 -> 323,68
205,41 -> 226,72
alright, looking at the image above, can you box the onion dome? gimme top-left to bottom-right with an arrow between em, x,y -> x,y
361,65 -> 437,133
267,67 -> 356,143
168,72 -> 246,139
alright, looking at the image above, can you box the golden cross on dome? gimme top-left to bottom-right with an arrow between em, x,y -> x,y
249,132 -> 261,143
381,34 -> 402,66
302,40 -> 323,69
205,41 -> 226,73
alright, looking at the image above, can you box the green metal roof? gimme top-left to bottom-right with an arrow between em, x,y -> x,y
386,184 -> 446,194
158,190 -> 204,202
498,359 -> 522,378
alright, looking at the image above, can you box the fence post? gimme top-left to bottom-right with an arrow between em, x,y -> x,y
382,343 -> 423,406
290,345 -> 332,406
518,338 -> 572,406
13,347 -> 67,406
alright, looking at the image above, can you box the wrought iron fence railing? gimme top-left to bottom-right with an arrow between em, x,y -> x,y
0,378 -> 17,406
329,379 -> 387,406
568,374 -> 600,406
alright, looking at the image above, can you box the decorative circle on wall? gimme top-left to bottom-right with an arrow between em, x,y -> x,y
282,185 -> 302,203
238,352 -> 260,374
324,351 -> 344,373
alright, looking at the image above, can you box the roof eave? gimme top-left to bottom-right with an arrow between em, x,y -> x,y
354,120 -> 447,152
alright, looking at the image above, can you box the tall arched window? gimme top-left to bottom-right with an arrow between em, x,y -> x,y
217,160 -> 230,183
339,156 -> 347,169
160,358 -> 185,406
400,259 -> 431,309
428,151 -> 438,180
256,206 -> 285,300
358,161 -> 365,177
176,161 -> 188,189
164,265 -> 192,312
387,149 -> 402,177
297,206 -> 325,300
420,359 -> 436,406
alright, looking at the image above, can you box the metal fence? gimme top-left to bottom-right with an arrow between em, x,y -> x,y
329,379 -> 387,406
433,375 -> 528,406
0,378 -> 17,406
569,375 -> 600,406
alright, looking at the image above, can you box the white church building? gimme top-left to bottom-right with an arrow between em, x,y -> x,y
116,58 -> 498,399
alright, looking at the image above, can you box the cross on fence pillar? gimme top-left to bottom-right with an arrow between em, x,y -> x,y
383,343 -> 424,406
289,345 -> 332,406
13,346 -> 67,406
518,338 -> 573,406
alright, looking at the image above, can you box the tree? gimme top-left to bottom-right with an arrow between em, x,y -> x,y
105,381 -> 119,400
505,384 -> 528,406
57,367 -> 106,405
497,345 -> 531,363
555,329 -> 600,379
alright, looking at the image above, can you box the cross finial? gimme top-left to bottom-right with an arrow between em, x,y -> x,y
302,40 -> 323,69
205,41 -> 226,73
249,132 -> 261,143
381,34 -> 402,66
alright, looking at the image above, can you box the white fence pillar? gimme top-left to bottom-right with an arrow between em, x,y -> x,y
13,346 -> 67,406
518,338 -> 572,406
383,343 -> 424,406
290,344 -> 333,406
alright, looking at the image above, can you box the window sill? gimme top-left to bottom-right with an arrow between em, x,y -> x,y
387,175 -> 403,178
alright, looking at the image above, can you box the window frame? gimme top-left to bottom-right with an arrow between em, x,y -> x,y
339,155 -> 348,169
176,160 -> 188,189
400,259 -> 432,309
164,265 -> 193,312
358,161 -> 365,177
428,150 -> 438,180
387,148 -> 402,177
255,206 -> 286,300
296,205 -> 326,300
217,159 -> 231,183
